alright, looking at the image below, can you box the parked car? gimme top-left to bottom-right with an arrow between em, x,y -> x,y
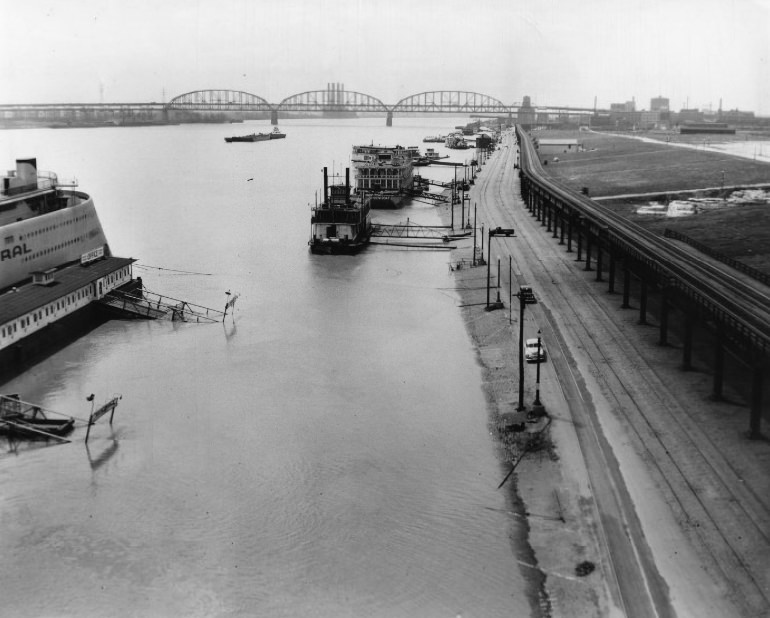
525,338 -> 547,362
519,286 -> 537,304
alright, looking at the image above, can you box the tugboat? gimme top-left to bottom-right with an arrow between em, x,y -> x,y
309,167 -> 371,254
269,127 -> 286,139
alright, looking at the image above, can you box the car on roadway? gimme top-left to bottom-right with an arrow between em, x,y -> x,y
525,338 -> 547,363
519,286 -> 537,304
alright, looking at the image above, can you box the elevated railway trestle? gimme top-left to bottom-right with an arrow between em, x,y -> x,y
515,126 -> 769,439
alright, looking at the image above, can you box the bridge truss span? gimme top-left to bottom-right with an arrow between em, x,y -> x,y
393,91 -> 510,114
167,90 -> 273,112
277,90 -> 388,113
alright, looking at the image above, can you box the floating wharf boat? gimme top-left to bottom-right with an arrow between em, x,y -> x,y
351,144 -> 415,208
309,167 -> 372,254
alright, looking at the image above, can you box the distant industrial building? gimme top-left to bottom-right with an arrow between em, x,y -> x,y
516,95 -> 536,127
610,99 -> 636,113
676,108 -> 704,123
650,96 -> 670,112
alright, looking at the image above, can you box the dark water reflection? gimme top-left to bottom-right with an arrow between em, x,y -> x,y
0,119 -> 529,617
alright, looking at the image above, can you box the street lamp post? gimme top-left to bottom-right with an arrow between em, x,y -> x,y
534,330 -> 542,406
486,227 -> 514,309
473,204 -> 477,266
517,287 -> 526,411
509,256 -> 512,325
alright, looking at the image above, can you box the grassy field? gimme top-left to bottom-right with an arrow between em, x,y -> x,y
531,129 -> 770,274
534,129 -> 770,197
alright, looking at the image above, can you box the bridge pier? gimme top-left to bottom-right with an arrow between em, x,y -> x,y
270,110 -> 279,125
386,111 -> 393,127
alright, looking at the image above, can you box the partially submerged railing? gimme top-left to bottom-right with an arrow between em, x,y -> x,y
102,288 -> 225,323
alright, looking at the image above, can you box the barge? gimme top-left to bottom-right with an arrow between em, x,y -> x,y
224,127 -> 286,142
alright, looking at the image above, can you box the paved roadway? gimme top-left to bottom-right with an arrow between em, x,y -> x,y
465,131 -> 770,618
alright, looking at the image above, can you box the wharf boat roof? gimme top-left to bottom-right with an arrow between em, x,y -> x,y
0,256 -> 135,325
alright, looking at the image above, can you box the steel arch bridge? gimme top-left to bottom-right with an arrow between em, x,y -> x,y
392,91 -> 510,114
278,89 -> 388,113
168,90 -> 272,112
165,88 -> 549,125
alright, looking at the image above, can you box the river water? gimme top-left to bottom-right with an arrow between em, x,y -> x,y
0,118 -> 532,617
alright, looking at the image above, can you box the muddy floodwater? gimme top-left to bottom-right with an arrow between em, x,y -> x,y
0,119 -> 534,617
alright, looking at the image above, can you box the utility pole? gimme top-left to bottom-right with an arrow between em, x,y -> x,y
534,330 -> 542,406
517,288 -> 526,411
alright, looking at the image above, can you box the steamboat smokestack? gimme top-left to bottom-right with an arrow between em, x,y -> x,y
323,167 -> 328,205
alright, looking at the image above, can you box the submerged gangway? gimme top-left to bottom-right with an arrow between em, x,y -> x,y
100,288 -> 225,323
371,221 -> 452,239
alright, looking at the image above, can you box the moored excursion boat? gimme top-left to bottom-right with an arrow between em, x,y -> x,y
351,144 -> 414,208
445,133 -> 470,149
309,167 -> 371,254
0,157 -> 138,379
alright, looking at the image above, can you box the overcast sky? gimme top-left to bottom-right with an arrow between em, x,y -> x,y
3,0 -> 769,114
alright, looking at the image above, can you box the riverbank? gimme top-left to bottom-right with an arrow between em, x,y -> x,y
435,133 -> 769,617
433,172 -> 614,616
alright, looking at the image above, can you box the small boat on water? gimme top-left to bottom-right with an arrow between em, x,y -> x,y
425,148 -> 449,160
0,394 -> 75,439
225,133 -> 271,143
224,127 -> 286,143
309,167 -> 371,254
423,135 -> 445,143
